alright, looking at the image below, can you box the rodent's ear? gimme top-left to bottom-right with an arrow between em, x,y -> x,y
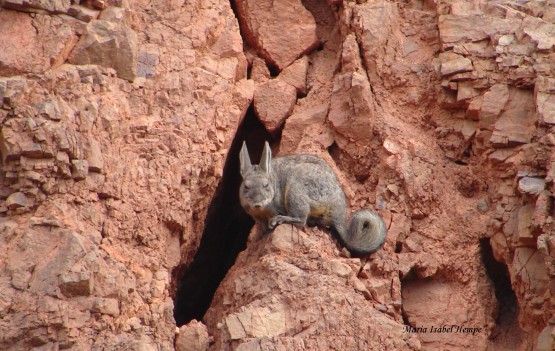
239,141 -> 252,177
259,141 -> 272,174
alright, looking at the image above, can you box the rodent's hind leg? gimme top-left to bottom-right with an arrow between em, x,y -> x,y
269,195 -> 310,230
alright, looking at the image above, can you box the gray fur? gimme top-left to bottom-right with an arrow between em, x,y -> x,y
239,141 -> 387,256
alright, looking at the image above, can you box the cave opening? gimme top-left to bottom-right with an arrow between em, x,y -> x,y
479,237 -> 525,348
479,238 -> 518,326
172,105 -> 272,326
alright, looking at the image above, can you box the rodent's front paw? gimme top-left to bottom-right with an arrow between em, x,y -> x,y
268,217 -> 280,230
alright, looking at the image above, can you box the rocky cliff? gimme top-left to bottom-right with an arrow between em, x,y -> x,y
0,0 -> 554,350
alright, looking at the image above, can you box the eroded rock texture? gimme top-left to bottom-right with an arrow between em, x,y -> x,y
0,0 -> 251,349
1,0 -> 554,350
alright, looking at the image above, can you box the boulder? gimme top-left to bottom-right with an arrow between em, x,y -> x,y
234,0 -> 319,70
479,84 -> 510,130
253,79 -> 297,135
6,192 -> 29,209
518,177 -> 546,195
250,57 -> 270,83
278,56 -> 309,95
280,103 -> 331,153
490,89 -> 536,147
69,20 -> 137,81
71,159 -> 89,180
440,56 -> 473,77
176,320 -> 210,351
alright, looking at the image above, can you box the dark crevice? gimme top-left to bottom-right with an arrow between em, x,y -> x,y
479,238 -> 519,326
479,238 -> 525,348
327,141 -> 339,159
399,270 -> 422,330
172,105 -> 272,326
401,306 -> 411,326
268,65 -> 280,78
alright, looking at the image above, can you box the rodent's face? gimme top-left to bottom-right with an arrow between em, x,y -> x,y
240,169 -> 274,215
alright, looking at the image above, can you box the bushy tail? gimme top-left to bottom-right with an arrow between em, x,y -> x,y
339,210 -> 387,257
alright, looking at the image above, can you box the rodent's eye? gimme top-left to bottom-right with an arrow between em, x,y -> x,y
263,181 -> 269,188
244,184 -> 250,190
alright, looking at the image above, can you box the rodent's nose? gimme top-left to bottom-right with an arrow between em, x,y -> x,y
253,204 -> 262,209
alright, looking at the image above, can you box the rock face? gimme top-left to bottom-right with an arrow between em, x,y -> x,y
0,0 -> 250,349
204,225 -> 420,350
1,0 -> 554,350
234,0 -> 319,70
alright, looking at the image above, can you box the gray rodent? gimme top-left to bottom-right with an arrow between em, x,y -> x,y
239,141 -> 386,256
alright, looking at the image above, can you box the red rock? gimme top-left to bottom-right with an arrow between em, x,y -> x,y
518,177 -> 546,195
21,142 -> 44,158
234,0 -> 319,70
0,0 -> 552,349
2,0 -> 72,13
93,298 -> 120,317
535,325 -> 555,351
98,6 -> 125,22
522,17 -> 555,51
85,138 -> 104,173
253,79 -> 297,135
513,247 -> 550,294
90,0 -> 107,10
71,159 -> 89,180
533,191 -> 552,229
352,1 -> 398,82
440,56 -> 473,76
490,88 -> 536,147
0,12 -> 75,75
328,35 -> 375,155
514,204 -> 535,246
278,55 -> 309,95
250,57 -> 270,83
69,20 -> 138,81
67,4 -> 100,22
328,71 -> 374,149
37,101 -> 61,121
466,95 -> 483,120
438,14 -> 518,47
6,192 -> 29,209
280,103 -> 330,153
204,225 -> 416,349
535,76 -> 555,125
479,84 -> 509,130
176,320 -> 210,351
456,81 -> 479,101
